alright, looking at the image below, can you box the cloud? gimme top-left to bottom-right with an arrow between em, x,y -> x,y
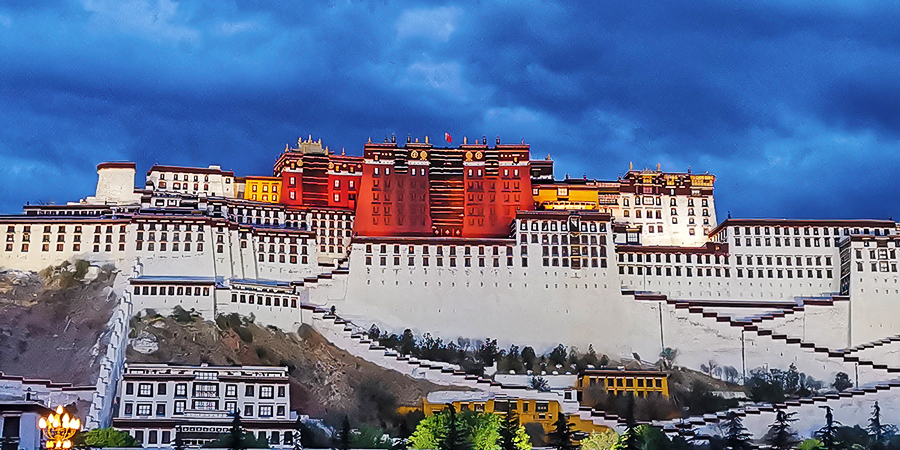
0,0 -> 899,221
396,6 -> 462,42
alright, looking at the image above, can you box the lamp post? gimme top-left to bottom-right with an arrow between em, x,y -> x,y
38,405 -> 80,449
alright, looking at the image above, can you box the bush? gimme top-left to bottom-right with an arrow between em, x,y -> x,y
170,306 -> 199,324
81,427 -> 141,447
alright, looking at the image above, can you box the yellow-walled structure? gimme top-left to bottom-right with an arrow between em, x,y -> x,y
243,176 -> 282,203
532,181 -> 619,211
404,393 -> 609,438
576,369 -> 669,398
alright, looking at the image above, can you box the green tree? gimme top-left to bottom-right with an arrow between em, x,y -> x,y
814,406 -> 841,450
867,401 -> 897,450
721,411 -> 751,450
82,428 -> 141,448
203,415 -> 269,450
521,347 -> 537,371
832,372 -> 853,392
467,412 -> 500,450
499,408 -> 520,450
548,344 -> 568,367
581,430 -> 619,450
338,416 -> 352,450
442,405 -> 470,450
797,439 -> 822,450
174,427 -> 186,450
615,395 -> 642,450
408,413 -> 447,450
497,408 -> 531,450
764,409 -> 799,450
399,329 -> 417,356
547,413 -> 575,450
352,424 -> 392,449
659,348 -> 677,370
530,376 -> 550,392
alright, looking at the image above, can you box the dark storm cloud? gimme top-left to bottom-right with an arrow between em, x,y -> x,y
0,0 -> 898,219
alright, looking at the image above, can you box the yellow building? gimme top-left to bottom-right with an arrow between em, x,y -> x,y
576,369 -> 669,399
532,180 -> 619,211
402,391 -> 609,438
243,176 -> 282,203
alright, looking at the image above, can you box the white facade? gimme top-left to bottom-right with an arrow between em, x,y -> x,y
8,159 -> 900,437
146,165 -> 236,199
112,363 -> 295,448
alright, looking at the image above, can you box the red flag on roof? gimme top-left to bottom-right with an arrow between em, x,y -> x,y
445,132 -> 452,143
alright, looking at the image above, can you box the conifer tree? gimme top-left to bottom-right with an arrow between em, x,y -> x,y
814,406 -> 841,450
764,409 -> 799,450
229,411 -> 244,450
338,416 -> 352,450
618,394 -> 642,450
499,407 -> 520,450
440,404 -> 469,450
174,427 -> 186,450
547,412 -> 576,450
721,411 -> 751,450
867,401 -> 897,450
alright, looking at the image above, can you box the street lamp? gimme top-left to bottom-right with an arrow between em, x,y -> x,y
38,406 -> 80,449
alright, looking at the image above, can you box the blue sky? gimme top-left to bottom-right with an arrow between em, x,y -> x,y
1,0 -> 899,218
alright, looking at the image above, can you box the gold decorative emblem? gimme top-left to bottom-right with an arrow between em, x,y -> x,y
420,151 -> 427,160
514,157 -> 519,164
297,160 -> 303,167
411,150 -> 419,159
465,151 -> 473,161
328,162 -> 335,170
475,151 -> 483,159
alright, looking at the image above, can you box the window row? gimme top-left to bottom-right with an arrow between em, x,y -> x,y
5,243 -> 123,253
619,253 -> 729,265
231,293 -> 298,308
735,237 -> 836,248
519,221 -> 605,233
619,265 -> 730,277
365,255 -> 529,268
733,226 -> 891,237
135,241 -> 203,252
735,255 -> 832,267
134,285 -> 211,296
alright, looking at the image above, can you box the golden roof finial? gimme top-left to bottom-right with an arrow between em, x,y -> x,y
341,148 -> 345,156
629,161 -> 633,171
464,136 -> 468,145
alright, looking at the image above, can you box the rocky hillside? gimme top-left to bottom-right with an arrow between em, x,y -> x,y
127,311 -> 465,424
0,262 -> 117,385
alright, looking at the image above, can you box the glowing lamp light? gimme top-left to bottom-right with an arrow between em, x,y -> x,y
39,406 -> 79,450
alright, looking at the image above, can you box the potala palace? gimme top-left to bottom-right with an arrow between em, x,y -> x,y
4,135 -> 900,438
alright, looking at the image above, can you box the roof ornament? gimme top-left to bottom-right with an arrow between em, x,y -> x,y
545,154 -> 551,160
368,137 -> 372,143
341,148 -> 345,156
464,136 -> 468,145
407,135 -> 412,143
425,135 -> 429,144
496,135 -> 500,145
391,133 -> 396,143
629,161 -> 633,171
657,163 -> 660,171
